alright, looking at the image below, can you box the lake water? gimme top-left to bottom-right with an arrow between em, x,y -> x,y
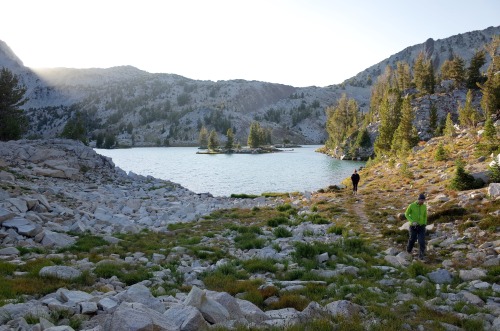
95,146 -> 364,197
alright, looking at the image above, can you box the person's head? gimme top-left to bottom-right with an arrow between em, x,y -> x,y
354,169 -> 357,173
417,193 -> 426,204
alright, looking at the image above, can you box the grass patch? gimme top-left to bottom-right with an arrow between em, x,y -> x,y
242,258 -> 278,273
228,224 -> 263,235
381,228 -> 408,244
276,203 -> 293,212
327,225 -> 344,235
0,261 -> 16,276
267,215 -> 290,227
60,234 -> 109,253
303,213 -> 330,225
427,207 -> 467,223
230,193 -> 259,199
234,232 -> 265,250
268,293 -> 309,311
93,261 -> 152,285
478,215 -> 499,231
406,261 -> 433,278
273,226 -> 292,238
483,265 -> 500,283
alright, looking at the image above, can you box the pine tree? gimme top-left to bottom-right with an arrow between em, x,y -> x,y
60,111 -> 88,144
423,59 -> 435,94
325,94 -> 359,149
466,49 -> 486,89
225,128 -> 234,150
479,36 -> 500,119
449,158 -> 483,190
458,90 -> 480,128
0,68 -> 28,141
391,97 -> 419,155
396,61 -> 411,92
374,89 -> 402,156
247,122 -> 261,148
208,129 -> 219,151
413,53 -> 426,93
429,102 -> 438,135
198,126 -> 208,149
369,66 -> 395,122
434,143 -> 448,161
489,156 -> 500,183
483,118 -> 498,144
444,113 -> 455,137
449,56 -> 466,87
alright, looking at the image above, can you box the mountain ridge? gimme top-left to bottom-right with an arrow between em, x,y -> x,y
0,25 -> 498,146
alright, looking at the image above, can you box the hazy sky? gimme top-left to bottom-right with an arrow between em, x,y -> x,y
1,0 -> 499,87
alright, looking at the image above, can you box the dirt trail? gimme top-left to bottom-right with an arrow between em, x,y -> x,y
348,191 -> 384,242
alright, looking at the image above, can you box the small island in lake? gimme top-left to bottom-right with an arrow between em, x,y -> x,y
197,121 -> 300,154
196,145 -> 299,155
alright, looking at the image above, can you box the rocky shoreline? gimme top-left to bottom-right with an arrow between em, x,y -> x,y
0,139 -> 499,331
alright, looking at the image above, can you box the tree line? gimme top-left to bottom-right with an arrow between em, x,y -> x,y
325,35 -> 500,160
198,121 -> 272,151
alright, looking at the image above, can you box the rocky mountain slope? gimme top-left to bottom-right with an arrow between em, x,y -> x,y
0,130 -> 498,330
1,25 -> 499,147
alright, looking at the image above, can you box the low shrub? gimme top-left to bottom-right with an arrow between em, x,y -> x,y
273,226 -> 292,238
449,159 -> 484,190
267,215 -> 289,227
276,203 -> 293,212
406,261 -> 432,278
478,215 -> 499,231
293,242 -> 319,260
306,213 -> 330,225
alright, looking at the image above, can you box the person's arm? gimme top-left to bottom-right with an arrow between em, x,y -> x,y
423,205 -> 428,225
405,204 -> 415,225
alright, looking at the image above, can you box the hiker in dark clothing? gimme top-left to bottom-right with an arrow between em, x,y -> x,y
351,169 -> 360,195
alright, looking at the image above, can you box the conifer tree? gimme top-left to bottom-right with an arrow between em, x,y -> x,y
208,129 -> 219,151
225,128 -> 234,150
434,143 -> 448,161
442,55 -> 466,88
449,158 -> 483,190
458,90 -> 480,128
247,122 -> 261,148
390,97 -> 419,155
466,49 -> 486,89
483,118 -> 498,144
424,60 -> 435,94
60,111 -> 88,144
396,61 -> 412,91
479,35 -> 500,119
444,113 -> 455,137
489,156 -> 500,183
429,102 -> 438,135
369,66 -> 395,122
0,68 -> 28,141
413,53 -> 426,93
325,94 -> 359,149
374,89 -> 402,156
198,126 -> 208,149
413,53 -> 434,95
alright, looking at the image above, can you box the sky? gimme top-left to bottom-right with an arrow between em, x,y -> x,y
1,0 -> 499,87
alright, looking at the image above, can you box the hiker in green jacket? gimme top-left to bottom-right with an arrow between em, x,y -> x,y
405,193 -> 427,260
